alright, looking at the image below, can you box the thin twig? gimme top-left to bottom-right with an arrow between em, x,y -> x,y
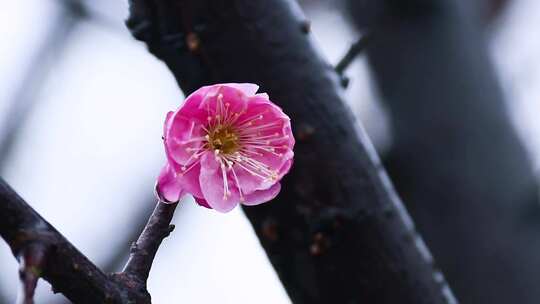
121,201 -> 177,283
335,33 -> 371,75
0,178 -> 123,303
0,178 -> 178,303
102,196 -> 156,273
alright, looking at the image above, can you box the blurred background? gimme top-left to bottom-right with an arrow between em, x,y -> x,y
1,0 -> 539,303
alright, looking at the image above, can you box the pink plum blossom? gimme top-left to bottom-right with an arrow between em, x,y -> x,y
156,83 -> 295,212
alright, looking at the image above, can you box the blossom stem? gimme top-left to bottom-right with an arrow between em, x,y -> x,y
0,178 -> 177,303
122,201 -> 177,283
0,178 -> 125,303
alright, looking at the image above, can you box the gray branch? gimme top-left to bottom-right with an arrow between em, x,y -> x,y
0,178 -> 176,303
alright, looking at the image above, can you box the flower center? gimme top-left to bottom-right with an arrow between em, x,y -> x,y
207,125 -> 239,154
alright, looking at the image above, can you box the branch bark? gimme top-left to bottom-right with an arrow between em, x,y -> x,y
0,179 -> 123,303
126,1 -> 457,303
346,1 -> 540,303
118,202 -> 177,287
102,196 -> 156,273
0,178 -> 176,303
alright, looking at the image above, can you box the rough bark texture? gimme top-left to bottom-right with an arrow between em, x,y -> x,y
120,201 -> 177,286
127,1 -> 457,303
347,1 -> 540,303
0,178 -> 176,303
0,179 -> 123,303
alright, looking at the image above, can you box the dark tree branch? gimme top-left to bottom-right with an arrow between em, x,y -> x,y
102,196 -> 156,273
0,179 -> 123,303
126,1 -> 457,303
121,202 -> 177,283
0,4 -> 84,302
346,0 -> 540,303
0,178 -> 177,303
335,33 -> 371,75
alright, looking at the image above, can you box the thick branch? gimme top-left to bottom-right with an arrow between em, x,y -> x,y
126,1 -> 457,303
347,1 -> 540,303
0,178 -> 177,303
0,178 -> 123,303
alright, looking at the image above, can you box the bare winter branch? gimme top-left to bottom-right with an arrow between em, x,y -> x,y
0,178 -> 123,303
126,1 -> 457,303
335,33 -> 371,76
0,178 -> 177,303
120,202 -> 177,285
346,1 -> 540,303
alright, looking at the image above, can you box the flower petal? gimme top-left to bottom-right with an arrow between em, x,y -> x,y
194,196 -> 211,209
230,95 -> 295,191
222,83 -> 259,96
159,83 -> 293,212
198,84 -> 249,117
199,152 -> 240,213
165,117 -> 206,166
242,183 -> 281,206
163,111 -> 174,136
230,163 -> 267,194
277,159 -> 293,180
255,92 -> 269,99
155,163 -> 185,203
175,86 -> 217,123
176,162 -> 204,198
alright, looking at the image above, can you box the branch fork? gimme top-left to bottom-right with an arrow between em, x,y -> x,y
0,179 -> 177,304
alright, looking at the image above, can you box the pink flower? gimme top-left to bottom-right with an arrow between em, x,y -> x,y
156,83 -> 295,212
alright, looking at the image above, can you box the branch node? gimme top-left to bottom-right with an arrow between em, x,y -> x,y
186,32 -> 201,52
16,242 -> 47,304
130,242 -> 139,254
340,75 -> 350,88
300,20 -> 311,34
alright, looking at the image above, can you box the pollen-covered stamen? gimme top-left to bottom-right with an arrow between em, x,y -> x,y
182,148 -> 206,169
237,121 -> 282,134
244,146 -> 283,157
240,150 -> 264,157
226,152 -> 279,181
180,161 -> 199,175
235,113 -> 265,127
177,136 -> 207,145
207,126 -> 239,154
238,132 -> 282,140
217,156 -> 231,199
236,124 -> 289,158
198,91 -> 286,189
230,164 -> 245,202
